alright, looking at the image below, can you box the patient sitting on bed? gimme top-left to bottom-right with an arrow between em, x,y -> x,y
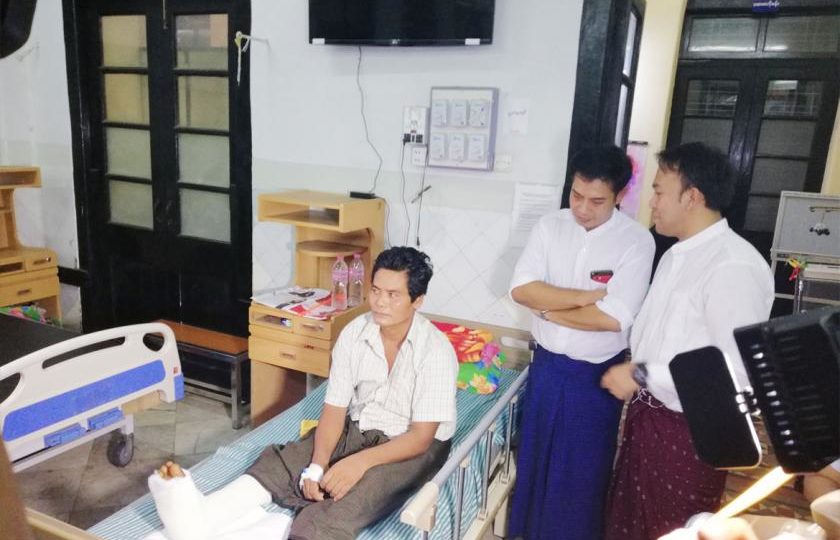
148,247 -> 459,540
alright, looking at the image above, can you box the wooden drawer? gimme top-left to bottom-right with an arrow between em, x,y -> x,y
0,276 -> 59,307
0,267 -> 56,287
24,251 -> 56,271
249,302 -> 366,341
0,253 -> 24,277
0,259 -> 24,277
249,334 -> 331,377
249,324 -> 331,351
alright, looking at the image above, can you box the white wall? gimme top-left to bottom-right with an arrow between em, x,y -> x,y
250,0 -> 585,330
0,1 -> 81,328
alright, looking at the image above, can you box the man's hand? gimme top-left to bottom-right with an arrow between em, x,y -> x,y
585,288 -> 608,304
302,477 -> 325,501
600,362 -> 639,400
321,453 -> 370,501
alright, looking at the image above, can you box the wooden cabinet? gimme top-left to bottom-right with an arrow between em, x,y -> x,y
0,167 -> 61,322
249,191 -> 384,425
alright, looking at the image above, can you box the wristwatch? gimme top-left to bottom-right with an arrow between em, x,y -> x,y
538,309 -> 550,321
631,363 -> 648,388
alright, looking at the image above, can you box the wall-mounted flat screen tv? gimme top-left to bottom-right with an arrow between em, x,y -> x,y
309,0 -> 495,46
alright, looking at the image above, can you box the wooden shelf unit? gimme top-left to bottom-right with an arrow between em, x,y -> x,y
249,190 -> 385,425
0,167 -> 61,321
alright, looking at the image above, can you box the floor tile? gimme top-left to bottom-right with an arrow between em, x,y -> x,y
74,457 -> 163,510
68,505 -> 127,530
133,423 -> 177,455
15,467 -> 85,514
134,407 -> 176,428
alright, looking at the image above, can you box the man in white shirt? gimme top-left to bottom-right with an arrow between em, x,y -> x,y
508,146 -> 655,540
147,247 -> 458,540
601,142 -> 774,540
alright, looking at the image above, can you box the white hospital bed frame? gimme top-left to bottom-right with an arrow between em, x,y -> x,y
0,322 -> 183,472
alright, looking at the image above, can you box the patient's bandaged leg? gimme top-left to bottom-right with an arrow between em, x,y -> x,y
149,469 -> 277,540
246,417 -> 451,540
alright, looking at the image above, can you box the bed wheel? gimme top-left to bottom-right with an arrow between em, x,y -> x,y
107,432 -> 134,467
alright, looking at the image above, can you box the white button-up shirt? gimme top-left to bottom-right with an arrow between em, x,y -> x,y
631,219 -> 774,412
510,209 -> 655,362
324,312 -> 458,441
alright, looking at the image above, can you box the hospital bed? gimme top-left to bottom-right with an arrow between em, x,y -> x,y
0,316 -> 184,472
88,316 -> 533,540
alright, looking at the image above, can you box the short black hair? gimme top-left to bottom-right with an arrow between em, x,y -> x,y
371,246 -> 433,302
569,145 -> 633,195
657,142 -> 735,212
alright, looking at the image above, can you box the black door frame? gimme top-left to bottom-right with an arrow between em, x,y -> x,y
62,0 -> 252,333
563,0 -> 646,207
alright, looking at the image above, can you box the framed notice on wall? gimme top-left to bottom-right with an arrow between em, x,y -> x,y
428,87 -> 499,171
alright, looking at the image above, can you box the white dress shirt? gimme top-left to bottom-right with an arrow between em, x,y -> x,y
510,208 -> 655,362
324,312 -> 459,441
631,219 -> 774,412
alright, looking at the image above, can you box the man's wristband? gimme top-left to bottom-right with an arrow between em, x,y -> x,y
631,363 -> 648,389
299,463 -> 324,489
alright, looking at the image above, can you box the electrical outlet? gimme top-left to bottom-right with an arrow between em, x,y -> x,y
403,106 -> 429,144
411,146 -> 427,167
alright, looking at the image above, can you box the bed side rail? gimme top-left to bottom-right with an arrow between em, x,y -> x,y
401,365 -> 529,536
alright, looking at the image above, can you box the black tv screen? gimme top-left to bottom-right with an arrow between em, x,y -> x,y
308,0 -> 495,46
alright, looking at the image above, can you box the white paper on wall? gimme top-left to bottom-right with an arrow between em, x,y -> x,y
507,98 -> 530,135
468,134 -> 486,162
431,99 -> 449,127
450,99 -> 468,127
510,182 -> 561,247
449,133 -> 466,162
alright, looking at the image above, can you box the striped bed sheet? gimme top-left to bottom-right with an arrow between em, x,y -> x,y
89,368 -> 524,540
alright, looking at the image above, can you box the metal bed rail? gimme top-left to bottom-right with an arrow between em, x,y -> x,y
401,365 -> 529,539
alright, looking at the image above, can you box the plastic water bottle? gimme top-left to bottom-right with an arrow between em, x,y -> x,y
348,253 -> 365,307
331,256 -> 348,311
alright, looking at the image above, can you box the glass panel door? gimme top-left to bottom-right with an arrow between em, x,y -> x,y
174,13 -> 231,243
680,79 -> 740,152
743,77 -> 830,244
101,15 -> 153,229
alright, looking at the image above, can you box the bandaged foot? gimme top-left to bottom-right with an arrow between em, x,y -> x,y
148,462 -> 211,540
204,474 -> 272,525
149,460 -> 277,540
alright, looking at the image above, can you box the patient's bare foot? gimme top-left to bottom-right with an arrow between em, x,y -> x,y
156,461 -> 185,480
